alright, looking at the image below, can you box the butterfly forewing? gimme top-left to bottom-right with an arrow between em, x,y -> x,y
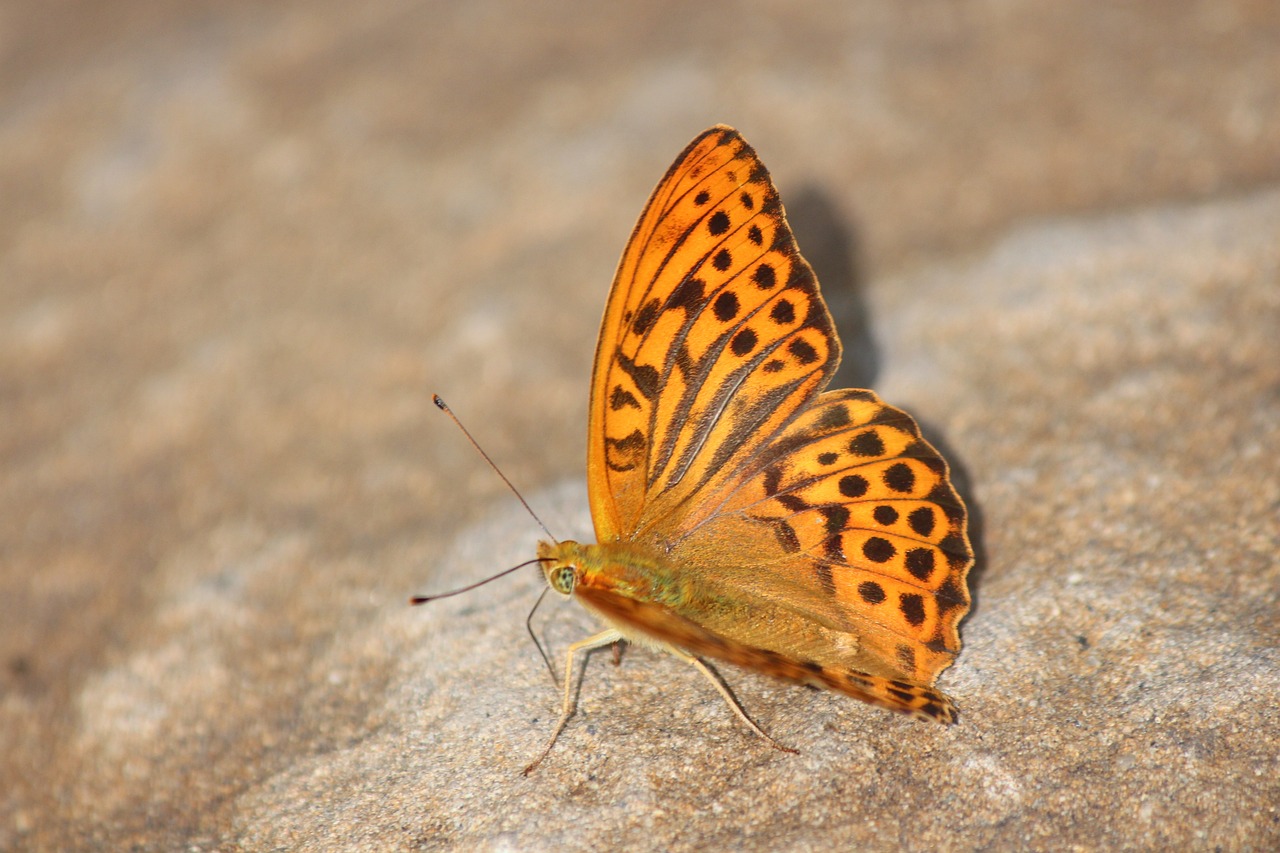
587,126 -> 838,542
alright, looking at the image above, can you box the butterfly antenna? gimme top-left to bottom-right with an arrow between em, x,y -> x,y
410,557 -> 550,605
432,394 -> 556,541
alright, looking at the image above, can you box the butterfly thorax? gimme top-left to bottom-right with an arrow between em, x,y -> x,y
539,537 -> 769,657
536,538 -> 831,664
537,539 -> 693,614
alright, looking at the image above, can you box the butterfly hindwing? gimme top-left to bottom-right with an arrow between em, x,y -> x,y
667,389 -> 972,685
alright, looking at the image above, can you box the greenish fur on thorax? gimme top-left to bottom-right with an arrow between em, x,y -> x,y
537,539 -> 702,612
536,539 -> 853,665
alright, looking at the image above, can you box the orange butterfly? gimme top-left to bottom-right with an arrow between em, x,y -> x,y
530,125 -> 972,772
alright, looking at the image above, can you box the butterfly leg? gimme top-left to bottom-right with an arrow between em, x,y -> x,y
523,628 -> 624,775
668,647 -> 799,756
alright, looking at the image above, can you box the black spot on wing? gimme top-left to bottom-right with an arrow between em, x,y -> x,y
788,338 -> 819,365
760,517 -> 800,553
632,299 -> 660,336
777,493 -> 807,513
908,507 -> 936,537
604,430 -> 645,472
730,327 -> 758,356
762,465 -> 782,496
770,299 -> 795,325
858,581 -> 886,604
936,578 -> 968,611
667,277 -> 706,312
873,505 -> 899,526
752,264 -> 776,290
848,430 -> 885,457
714,291 -> 740,322
615,352 -> 659,401
899,593 -> 926,628
609,386 -> 640,411
862,537 -> 896,563
905,548 -> 936,582
883,462 -> 915,494
940,533 -> 971,569
817,405 -> 850,430
839,474 -> 868,498
821,505 -> 849,535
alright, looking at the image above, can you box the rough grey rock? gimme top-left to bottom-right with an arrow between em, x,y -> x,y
2,2 -> 1278,850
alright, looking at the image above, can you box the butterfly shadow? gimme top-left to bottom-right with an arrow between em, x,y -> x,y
788,186 -> 989,622
785,185 -> 879,391
913,421 -> 989,622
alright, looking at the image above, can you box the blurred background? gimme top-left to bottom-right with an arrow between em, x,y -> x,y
2,1 -> 1277,849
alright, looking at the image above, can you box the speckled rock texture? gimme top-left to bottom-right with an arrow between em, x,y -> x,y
2,2 -> 1278,850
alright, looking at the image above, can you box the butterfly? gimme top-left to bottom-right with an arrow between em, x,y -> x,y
528,125 -> 972,773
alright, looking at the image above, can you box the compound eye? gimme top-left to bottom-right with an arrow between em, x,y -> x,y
550,565 -> 575,595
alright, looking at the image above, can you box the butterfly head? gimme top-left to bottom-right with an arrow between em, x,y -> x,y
536,539 -> 582,597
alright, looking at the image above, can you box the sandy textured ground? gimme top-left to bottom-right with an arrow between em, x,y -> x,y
2,2 -> 1278,850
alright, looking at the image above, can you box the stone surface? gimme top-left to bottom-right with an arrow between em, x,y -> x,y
2,1 -> 1278,850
